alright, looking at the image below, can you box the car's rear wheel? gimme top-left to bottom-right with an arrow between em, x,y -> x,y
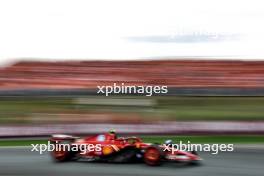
51,140 -> 76,162
144,145 -> 164,166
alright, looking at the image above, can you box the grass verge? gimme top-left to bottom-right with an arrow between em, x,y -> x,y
0,135 -> 264,146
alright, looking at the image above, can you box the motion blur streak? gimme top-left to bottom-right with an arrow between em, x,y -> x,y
1,60 -> 264,131
1,60 -> 264,89
0,147 -> 263,176
0,60 -> 264,176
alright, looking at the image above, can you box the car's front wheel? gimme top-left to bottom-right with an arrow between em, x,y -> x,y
143,145 -> 164,166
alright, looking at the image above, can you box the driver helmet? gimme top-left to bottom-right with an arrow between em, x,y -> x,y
109,128 -> 116,134
165,139 -> 173,145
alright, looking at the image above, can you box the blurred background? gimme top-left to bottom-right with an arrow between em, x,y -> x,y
1,60 -> 264,137
1,59 -> 264,176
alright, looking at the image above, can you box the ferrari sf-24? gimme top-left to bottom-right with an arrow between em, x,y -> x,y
50,131 -> 202,166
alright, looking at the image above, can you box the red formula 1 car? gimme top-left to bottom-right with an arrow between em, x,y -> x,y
49,132 -> 202,166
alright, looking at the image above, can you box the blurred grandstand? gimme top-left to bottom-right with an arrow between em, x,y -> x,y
1,60 -> 264,93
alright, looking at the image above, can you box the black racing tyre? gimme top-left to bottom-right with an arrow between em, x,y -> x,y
50,140 -> 76,162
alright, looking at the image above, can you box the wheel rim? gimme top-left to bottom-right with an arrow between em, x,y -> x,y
145,148 -> 160,162
53,148 -> 67,159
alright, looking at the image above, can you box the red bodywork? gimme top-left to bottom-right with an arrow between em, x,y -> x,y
50,133 -> 202,165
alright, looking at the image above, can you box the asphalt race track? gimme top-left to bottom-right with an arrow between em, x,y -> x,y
0,147 -> 263,176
